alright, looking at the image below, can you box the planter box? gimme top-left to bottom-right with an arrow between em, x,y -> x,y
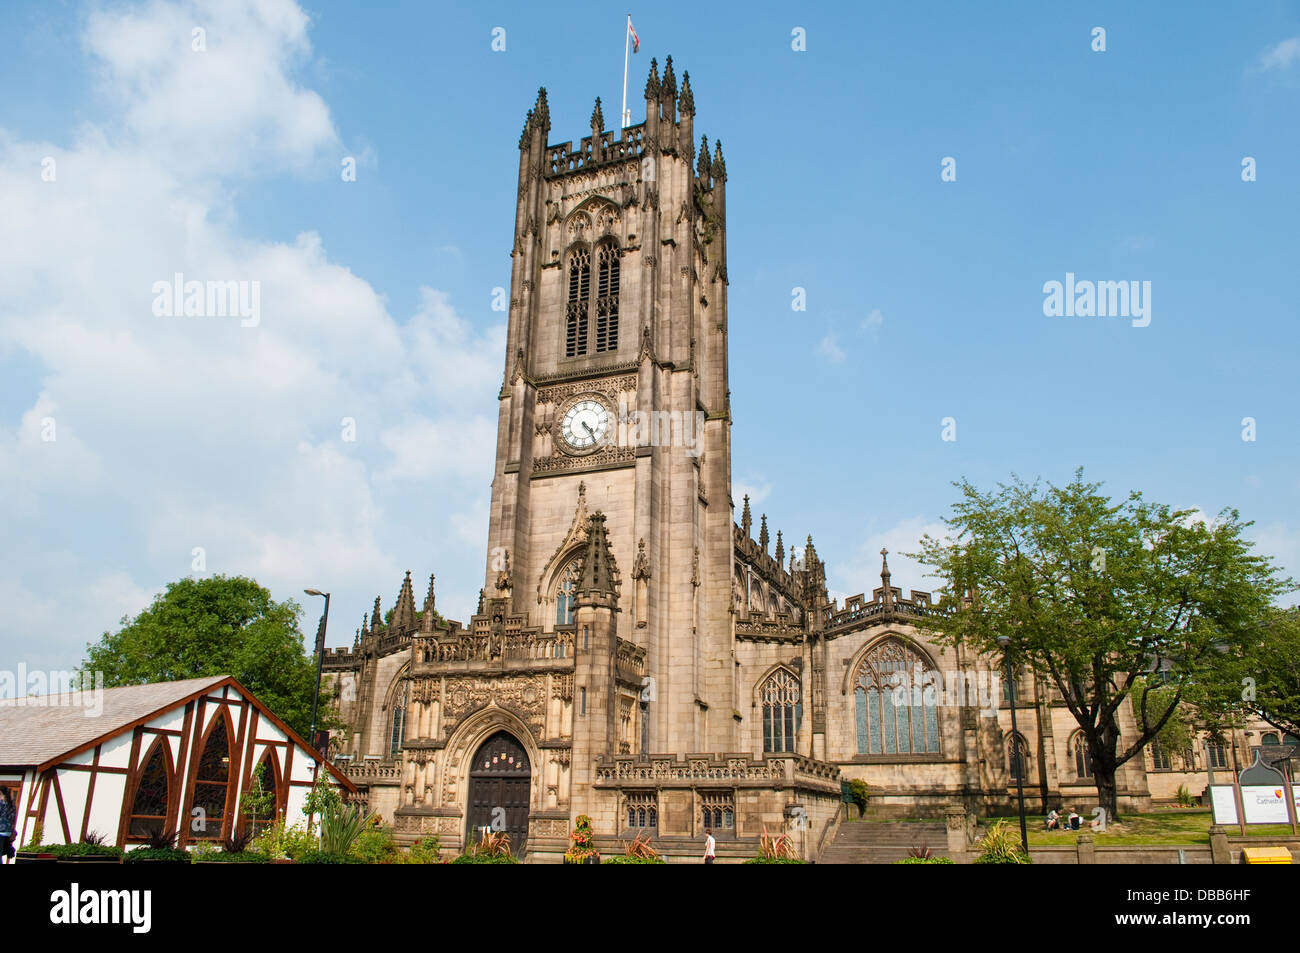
15,852 -> 56,864
55,854 -> 124,864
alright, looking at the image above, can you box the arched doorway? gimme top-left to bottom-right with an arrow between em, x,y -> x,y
466,731 -> 531,855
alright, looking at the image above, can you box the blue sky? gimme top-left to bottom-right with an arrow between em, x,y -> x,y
2,0 -> 1298,672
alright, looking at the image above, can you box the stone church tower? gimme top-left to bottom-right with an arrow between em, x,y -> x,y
323,60 -> 1158,863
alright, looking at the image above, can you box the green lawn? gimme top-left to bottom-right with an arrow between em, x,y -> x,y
985,810 -> 1298,846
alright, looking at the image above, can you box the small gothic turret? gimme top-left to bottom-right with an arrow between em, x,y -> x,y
660,55 -> 677,122
518,108 -> 533,150
575,512 -> 620,609
880,547 -> 893,608
712,139 -> 726,182
678,70 -> 695,117
775,530 -> 785,565
644,57 -> 660,100
392,570 -> 417,631
697,135 -> 711,180
590,97 -> 604,135
677,71 -> 695,158
741,494 -> 752,537
371,596 -> 383,631
423,573 -> 437,616
759,514 -> 769,553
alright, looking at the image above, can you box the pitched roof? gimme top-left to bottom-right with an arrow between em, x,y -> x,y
0,676 -> 355,790
0,676 -> 225,768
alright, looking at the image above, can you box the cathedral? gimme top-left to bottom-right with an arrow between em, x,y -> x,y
322,59 -> 1163,862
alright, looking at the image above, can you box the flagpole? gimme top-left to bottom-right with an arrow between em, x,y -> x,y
621,13 -> 631,128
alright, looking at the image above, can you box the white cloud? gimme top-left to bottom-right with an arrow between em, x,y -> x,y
1259,37 -> 1300,72
0,0 -> 501,666
829,516 -> 952,606
819,332 -> 845,363
859,308 -> 884,335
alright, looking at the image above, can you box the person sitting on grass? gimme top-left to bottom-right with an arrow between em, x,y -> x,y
1045,808 -> 1061,830
1067,810 -> 1081,830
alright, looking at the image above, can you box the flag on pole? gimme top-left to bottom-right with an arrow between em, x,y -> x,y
628,20 -> 639,53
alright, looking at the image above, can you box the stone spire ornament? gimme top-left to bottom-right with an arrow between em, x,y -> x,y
741,494 -> 752,537
759,514 -> 769,553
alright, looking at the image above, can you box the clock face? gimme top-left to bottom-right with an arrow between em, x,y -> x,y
560,398 -> 610,451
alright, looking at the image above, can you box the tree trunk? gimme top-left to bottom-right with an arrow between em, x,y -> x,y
1095,769 -> 1119,825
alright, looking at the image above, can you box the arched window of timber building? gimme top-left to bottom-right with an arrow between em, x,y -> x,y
555,557 -> 580,626
761,669 -> 802,753
127,739 -> 171,838
853,639 -> 940,755
243,751 -> 280,836
189,714 -> 232,839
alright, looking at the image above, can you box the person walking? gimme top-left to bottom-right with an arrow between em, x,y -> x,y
703,827 -> 715,865
0,787 -> 16,863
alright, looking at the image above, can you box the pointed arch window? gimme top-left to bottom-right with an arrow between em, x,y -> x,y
565,246 -> 591,357
760,669 -> 802,753
189,715 -> 232,840
853,639 -> 940,755
1007,732 -> 1029,783
127,739 -> 171,838
565,241 -> 620,357
243,751 -> 281,836
1073,733 -> 1094,778
595,242 -> 619,352
389,680 -> 408,760
556,557 -> 581,626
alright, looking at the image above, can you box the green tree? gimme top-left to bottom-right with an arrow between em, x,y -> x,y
82,574 -> 335,739
1211,606 -> 1300,741
911,470 -> 1290,820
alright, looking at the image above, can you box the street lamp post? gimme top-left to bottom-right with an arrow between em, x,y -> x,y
304,589 -> 330,830
997,634 -> 1030,857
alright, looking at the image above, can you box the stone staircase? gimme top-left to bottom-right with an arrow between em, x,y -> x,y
818,820 -> 951,865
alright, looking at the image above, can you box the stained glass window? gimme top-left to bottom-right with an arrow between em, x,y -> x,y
389,681 -> 408,760
853,639 -> 940,755
190,716 -> 230,840
128,741 -> 170,838
1007,734 -> 1028,782
1074,734 -> 1094,777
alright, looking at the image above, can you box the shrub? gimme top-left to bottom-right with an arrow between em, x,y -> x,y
450,852 -> 517,864
141,827 -> 180,850
603,855 -> 666,864
320,802 -> 374,857
251,818 -> 318,861
895,856 -> 955,864
1175,784 -> 1196,808
974,819 -> 1031,864
849,779 -> 870,818
222,828 -> 254,855
297,850 -> 363,864
742,857 -> 807,864
350,823 -> 400,865
47,841 -> 125,859
20,822 -> 44,851
197,850 -> 269,863
907,843 -> 934,860
757,824 -> 797,861
124,846 -> 191,864
393,836 -> 442,864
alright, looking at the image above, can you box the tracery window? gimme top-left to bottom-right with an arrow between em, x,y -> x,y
565,246 -> 591,357
760,669 -> 802,753
1150,739 -> 1170,771
1007,732 -> 1029,783
1206,740 -> 1228,769
243,752 -> 280,836
595,242 -> 619,352
555,557 -> 581,626
127,739 -> 171,838
853,638 -> 940,755
1073,732 -> 1094,778
190,715 -> 231,840
565,241 -> 620,358
626,792 -> 658,830
700,792 -> 734,830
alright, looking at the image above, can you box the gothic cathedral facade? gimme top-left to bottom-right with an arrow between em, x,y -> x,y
324,60 -> 1155,862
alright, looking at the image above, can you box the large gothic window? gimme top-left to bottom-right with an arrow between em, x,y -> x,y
189,715 -> 231,840
595,242 -> 619,352
565,246 -> 591,357
1007,732 -> 1029,783
243,752 -> 280,836
127,739 -> 171,838
853,639 -> 940,755
555,557 -> 581,626
760,669 -> 802,753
